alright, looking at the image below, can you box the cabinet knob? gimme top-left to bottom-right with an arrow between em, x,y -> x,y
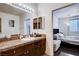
27,50 -> 29,54
13,50 -> 16,54
24,50 -> 29,54
24,52 -> 26,54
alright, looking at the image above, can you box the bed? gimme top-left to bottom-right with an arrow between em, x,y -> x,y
54,40 -> 61,52
60,36 -> 79,45
53,33 -> 63,52
53,32 -> 79,52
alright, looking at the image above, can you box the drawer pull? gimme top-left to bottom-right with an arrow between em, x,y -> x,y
27,50 -> 29,54
13,51 -> 16,54
24,50 -> 29,54
24,52 -> 26,54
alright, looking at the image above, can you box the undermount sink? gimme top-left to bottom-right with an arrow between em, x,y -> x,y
21,37 -> 35,41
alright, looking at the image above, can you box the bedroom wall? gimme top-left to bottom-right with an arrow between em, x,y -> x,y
53,4 -> 79,36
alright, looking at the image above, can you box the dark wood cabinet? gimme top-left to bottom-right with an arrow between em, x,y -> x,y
1,46 -> 24,56
34,40 -> 44,56
24,44 -> 34,56
0,38 -> 46,56
24,39 -> 46,56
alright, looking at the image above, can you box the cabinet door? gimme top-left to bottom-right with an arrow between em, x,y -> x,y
38,17 -> 42,29
13,46 -> 25,56
1,46 -> 24,56
24,44 -> 34,56
1,49 -> 14,56
33,18 -> 37,29
33,41 -> 42,56
33,39 -> 46,56
40,39 -> 46,55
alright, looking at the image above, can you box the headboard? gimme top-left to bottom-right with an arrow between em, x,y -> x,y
53,29 -> 59,34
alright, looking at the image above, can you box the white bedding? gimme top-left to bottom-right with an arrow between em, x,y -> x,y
54,40 -> 61,52
60,36 -> 79,45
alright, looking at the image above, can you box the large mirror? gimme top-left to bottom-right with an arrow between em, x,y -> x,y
59,15 -> 79,36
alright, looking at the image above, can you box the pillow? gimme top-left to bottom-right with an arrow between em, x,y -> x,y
54,34 -> 60,40
58,33 -> 64,37
54,33 -> 64,40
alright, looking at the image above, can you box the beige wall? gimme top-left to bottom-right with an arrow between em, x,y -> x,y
19,4 -> 38,34
36,3 -> 70,56
0,3 -> 71,56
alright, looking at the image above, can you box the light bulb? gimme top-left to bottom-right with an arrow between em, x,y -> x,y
22,5 -> 26,9
18,3 -> 23,7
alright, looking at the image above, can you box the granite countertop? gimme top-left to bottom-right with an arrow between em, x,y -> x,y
0,36 -> 45,52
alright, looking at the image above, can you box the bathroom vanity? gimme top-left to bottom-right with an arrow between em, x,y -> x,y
0,37 -> 46,56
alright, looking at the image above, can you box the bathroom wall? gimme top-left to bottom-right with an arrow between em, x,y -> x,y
19,3 -> 38,34
0,3 -> 71,56
0,3 -> 38,37
0,12 -> 20,35
37,3 -> 70,56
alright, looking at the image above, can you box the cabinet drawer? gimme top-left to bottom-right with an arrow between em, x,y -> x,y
33,39 -> 46,56
1,46 -> 24,56
0,39 -> 46,56
1,49 -> 14,56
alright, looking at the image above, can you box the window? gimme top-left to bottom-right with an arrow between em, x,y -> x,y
69,16 -> 79,32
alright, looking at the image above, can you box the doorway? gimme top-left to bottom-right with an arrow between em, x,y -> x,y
24,19 -> 30,35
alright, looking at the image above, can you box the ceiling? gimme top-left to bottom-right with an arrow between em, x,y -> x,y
0,3 -> 71,16
0,3 -> 26,15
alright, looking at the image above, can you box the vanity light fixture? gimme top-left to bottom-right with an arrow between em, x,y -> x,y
12,3 -> 34,13
18,3 -> 23,7
22,4 -> 26,9
12,3 -> 18,6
